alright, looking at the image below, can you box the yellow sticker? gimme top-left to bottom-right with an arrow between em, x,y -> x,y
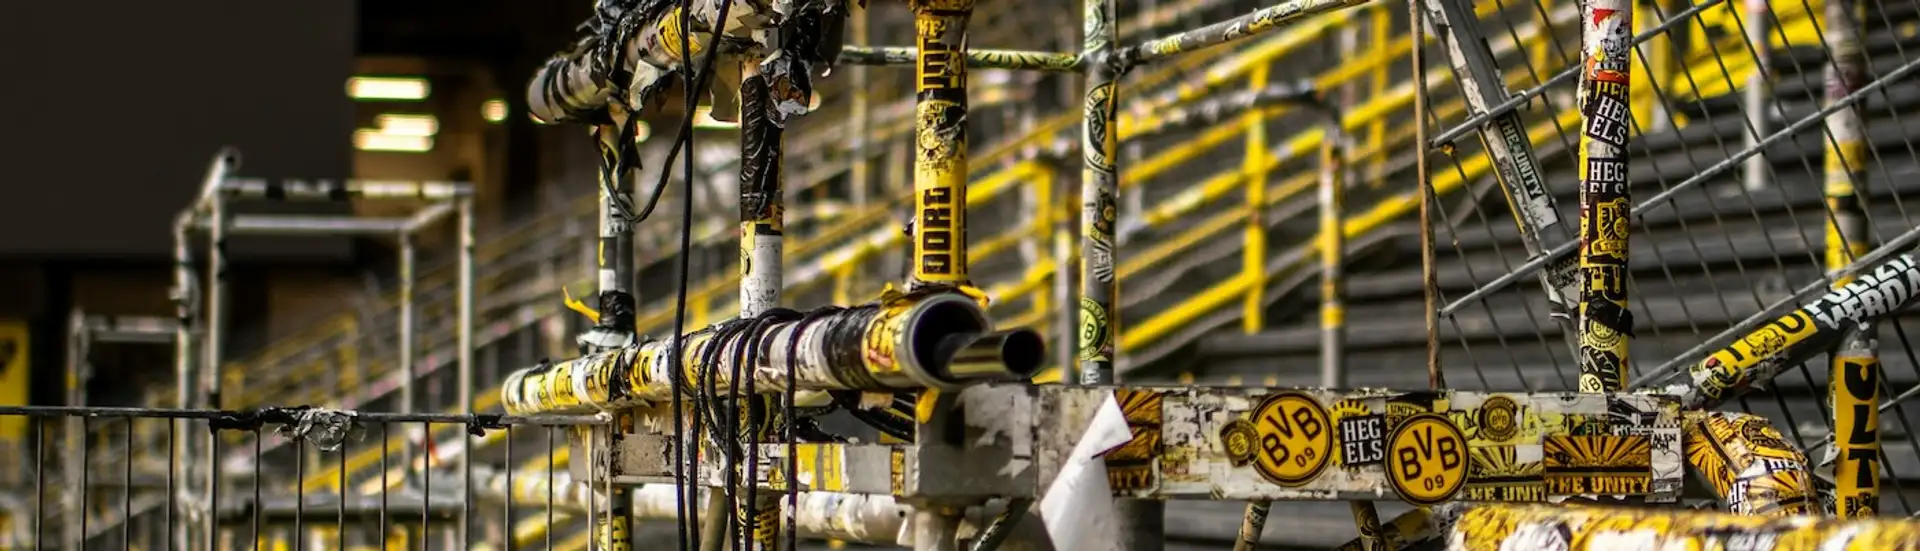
1386,413 -> 1468,505
1248,391 -> 1333,486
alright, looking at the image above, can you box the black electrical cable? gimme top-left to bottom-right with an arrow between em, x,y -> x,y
666,0 -> 740,547
738,308 -> 797,549
782,305 -> 842,551
695,317 -> 757,547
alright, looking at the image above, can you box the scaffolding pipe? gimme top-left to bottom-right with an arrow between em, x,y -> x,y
201,175 -> 230,551
909,0 -> 976,290
1318,107 -> 1345,388
1079,0 -> 1121,388
62,311 -> 85,551
1575,0 -> 1632,393
1051,165 -> 1078,383
1420,0 -> 1579,356
1681,251 -> 1920,408
1741,0 -> 1772,191
1832,326 -> 1881,517
1122,81 -> 1316,138
583,111 -> 642,551
525,0 -> 786,125
850,7 -> 873,209
397,233 -> 415,415
1121,0 -> 1370,64
216,179 -> 472,200
208,215 -> 418,236
839,46 -> 1083,72
500,292 -> 1043,414
1825,0 -> 1875,516
167,210 -> 199,551
731,47 -> 809,548
454,194 -> 476,544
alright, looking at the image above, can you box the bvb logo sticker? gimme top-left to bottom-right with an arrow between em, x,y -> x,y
1386,413 -> 1468,505
1248,391 -> 1333,486
1477,396 -> 1520,443
1077,297 -> 1109,360
1220,419 -> 1259,467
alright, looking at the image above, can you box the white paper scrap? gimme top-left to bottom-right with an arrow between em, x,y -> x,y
1038,394 -> 1136,551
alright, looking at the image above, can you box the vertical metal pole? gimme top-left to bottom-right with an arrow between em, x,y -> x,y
1083,0 -> 1160,547
1347,501 -> 1391,550
456,196 -> 476,546
1414,0 -> 1443,389
1241,67 -> 1270,335
910,0 -> 976,290
588,117 -> 639,551
1741,0 -> 1772,191
1834,327 -> 1880,517
1052,163 -> 1079,379
1231,502 -> 1268,551
1078,0 -> 1119,387
206,195 -> 228,409
1421,0 -> 1579,356
1825,0 -> 1876,517
1576,0 -> 1633,393
850,7 -> 873,210
63,312 -> 85,551
399,233 -> 416,416
1319,112 -> 1346,388
398,231 -> 418,478
740,66 -> 785,320
169,212 -> 198,551
203,193 -> 229,550
738,49 -> 802,548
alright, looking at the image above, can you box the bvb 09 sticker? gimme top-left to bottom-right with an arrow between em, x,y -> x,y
1077,297 -> 1110,361
1386,413 -> 1468,505
1244,391 -> 1333,486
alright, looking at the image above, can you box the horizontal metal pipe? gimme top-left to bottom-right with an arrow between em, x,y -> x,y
500,292 -> 1044,414
836,46 -> 1083,72
1125,80 -> 1320,138
218,178 -> 472,200
938,330 -> 1046,382
405,201 -> 458,233
526,0 -> 790,124
1122,0 -> 1371,65
1448,504 -> 1920,550
81,315 -> 179,344
472,464 -> 599,512
202,215 -> 415,236
1667,250 -> 1920,408
0,404 -> 604,426
214,495 -> 464,524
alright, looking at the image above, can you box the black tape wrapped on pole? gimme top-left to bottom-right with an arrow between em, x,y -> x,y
501,291 -> 1045,414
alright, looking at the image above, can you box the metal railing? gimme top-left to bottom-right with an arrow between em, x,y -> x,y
0,404 -> 604,551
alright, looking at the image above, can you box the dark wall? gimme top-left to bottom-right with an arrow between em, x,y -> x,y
0,0 -> 356,259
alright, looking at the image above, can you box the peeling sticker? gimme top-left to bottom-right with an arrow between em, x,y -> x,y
1053,388 -> 1682,502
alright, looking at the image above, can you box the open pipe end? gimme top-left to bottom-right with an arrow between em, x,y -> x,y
935,329 -> 1046,383
901,294 -> 1047,387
